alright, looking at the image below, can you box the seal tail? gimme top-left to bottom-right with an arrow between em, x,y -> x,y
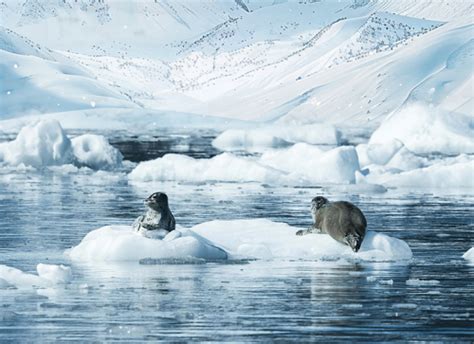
345,233 -> 363,252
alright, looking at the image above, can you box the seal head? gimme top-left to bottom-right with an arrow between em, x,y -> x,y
145,192 -> 169,212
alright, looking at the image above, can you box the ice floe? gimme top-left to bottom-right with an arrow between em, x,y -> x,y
370,104 -> 474,155
0,263 -> 72,288
0,120 -> 122,170
128,152 -> 294,184
68,225 -> 228,261
359,154 -> 474,188
212,124 -> 340,152
71,134 -> 123,170
129,144 -> 360,185
260,143 -> 360,184
68,219 -> 412,262
462,247 -> 474,262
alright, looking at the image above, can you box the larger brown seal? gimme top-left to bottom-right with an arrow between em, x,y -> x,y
296,196 -> 367,252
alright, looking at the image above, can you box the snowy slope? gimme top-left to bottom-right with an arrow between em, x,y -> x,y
0,0 -> 472,131
0,26 -> 137,119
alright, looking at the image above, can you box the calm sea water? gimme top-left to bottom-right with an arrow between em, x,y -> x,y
0,131 -> 473,342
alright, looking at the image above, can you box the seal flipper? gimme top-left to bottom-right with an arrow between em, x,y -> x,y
344,233 -> 362,252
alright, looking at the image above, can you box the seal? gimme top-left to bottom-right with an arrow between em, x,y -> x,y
296,196 -> 367,252
133,192 -> 176,236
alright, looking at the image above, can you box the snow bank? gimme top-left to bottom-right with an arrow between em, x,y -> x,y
370,104 -> 474,155
463,247 -> 474,262
260,143 -> 360,184
0,264 -> 72,288
68,225 -> 228,261
212,124 -> 340,152
68,219 -> 412,262
128,153 -> 293,184
0,120 -> 122,170
71,134 -> 123,170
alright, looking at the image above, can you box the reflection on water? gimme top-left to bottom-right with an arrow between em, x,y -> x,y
0,133 -> 473,342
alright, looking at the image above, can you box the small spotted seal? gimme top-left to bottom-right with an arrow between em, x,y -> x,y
296,196 -> 367,252
133,192 -> 176,237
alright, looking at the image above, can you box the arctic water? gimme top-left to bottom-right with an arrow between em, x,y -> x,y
0,131 -> 473,342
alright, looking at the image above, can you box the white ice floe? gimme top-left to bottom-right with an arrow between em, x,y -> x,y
405,279 -> 440,286
36,263 -> 72,284
370,104 -> 474,155
359,154 -> 474,188
0,120 -> 122,170
0,119 -> 73,167
68,225 -> 228,261
71,134 -> 123,170
462,247 -> 474,262
212,124 -> 340,152
129,144 -> 360,185
128,152 -> 294,184
260,143 -> 360,184
0,263 -> 72,288
68,219 -> 412,262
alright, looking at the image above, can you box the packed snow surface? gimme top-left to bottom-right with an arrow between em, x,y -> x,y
68,219 -> 412,262
0,263 -> 72,288
0,120 -> 122,170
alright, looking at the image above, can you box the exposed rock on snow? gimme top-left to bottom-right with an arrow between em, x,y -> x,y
68,219 -> 412,262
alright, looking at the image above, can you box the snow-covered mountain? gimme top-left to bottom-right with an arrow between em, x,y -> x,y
0,0 -> 472,131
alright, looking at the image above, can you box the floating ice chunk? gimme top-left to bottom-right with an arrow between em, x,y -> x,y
260,143 -> 360,184
361,154 -> 474,188
0,120 -> 123,171
68,219 -> 412,263
0,120 -> 73,167
68,226 -> 228,262
370,104 -> 474,155
0,277 -> 13,288
406,279 -> 440,286
212,129 -> 290,152
366,139 -> 403,165
36,264 -> 72,284
462,247 -> 474,262
190,219 -> 412,261
71,134 -> 123,170
128,153 -> 293,184
212,124 -> 341,152
0,264 -> 48,288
